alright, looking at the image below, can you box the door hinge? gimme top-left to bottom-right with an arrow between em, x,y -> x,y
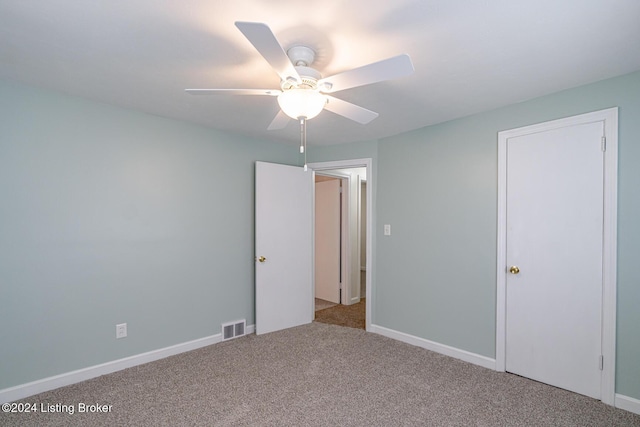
601,136 -> 606,152
599,355 -> 604,371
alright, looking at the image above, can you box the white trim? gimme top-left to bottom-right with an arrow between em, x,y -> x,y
615,394 -> 640,416
308,158 -> 373,331
315,170 -> 351,180
341,174 -> 352,305
600,108 -> 618,406
496,108 -> 618,405
496,128 -> 507,372
0,325 -> 255,404
371,324 -> 496,370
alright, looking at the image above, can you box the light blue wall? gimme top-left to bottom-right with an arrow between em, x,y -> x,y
377,117 -> 497,355
308,139 -> 378,164
375,71 -> 640,399
0,80 -> 297,389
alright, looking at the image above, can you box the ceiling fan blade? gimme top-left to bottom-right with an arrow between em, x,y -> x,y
185,89 -> 280,96
267,110 -> 291,130
318,54 -> 414,93
235,22 -> 300,84
324,96 -> 379,124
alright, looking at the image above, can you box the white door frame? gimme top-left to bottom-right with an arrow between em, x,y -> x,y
496,108 -> 618,405
308,158 -> 372,331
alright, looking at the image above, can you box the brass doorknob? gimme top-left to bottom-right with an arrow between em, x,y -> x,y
257,256 -> 266,263
509,266 -> 520,274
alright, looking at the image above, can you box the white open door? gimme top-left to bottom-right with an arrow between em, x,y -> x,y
255,161 -> 313,335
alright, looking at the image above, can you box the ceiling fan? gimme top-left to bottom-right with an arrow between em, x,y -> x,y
185,22 -> 415,130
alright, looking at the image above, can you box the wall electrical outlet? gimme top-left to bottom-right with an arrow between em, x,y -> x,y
384,224 -> 391,236
116,323 -> 127,339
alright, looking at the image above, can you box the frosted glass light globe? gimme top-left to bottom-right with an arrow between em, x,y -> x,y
277,89 -> 326,120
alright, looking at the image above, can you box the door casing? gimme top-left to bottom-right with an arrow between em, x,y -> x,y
495,108 -> 618,405
309,158 -> 372,331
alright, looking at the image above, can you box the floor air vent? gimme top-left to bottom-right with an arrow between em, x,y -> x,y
222,319 -> 246,341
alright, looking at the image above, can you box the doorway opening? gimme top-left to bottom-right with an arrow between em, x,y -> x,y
308,159 -> 372,331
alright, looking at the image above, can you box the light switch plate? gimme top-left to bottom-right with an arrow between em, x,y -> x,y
384,224 -> 391,235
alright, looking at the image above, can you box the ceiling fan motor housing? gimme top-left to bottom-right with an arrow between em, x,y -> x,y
281,46 -> 323,91
283,65 -> 321,90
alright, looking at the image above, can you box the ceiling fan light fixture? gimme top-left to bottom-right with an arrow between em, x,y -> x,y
277,89 -> 326,120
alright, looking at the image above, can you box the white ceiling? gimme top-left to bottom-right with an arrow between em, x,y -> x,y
1,1 -> 639,147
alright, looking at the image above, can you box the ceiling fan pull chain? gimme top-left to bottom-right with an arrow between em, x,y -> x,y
300,118 -> 308,171
299,118 -> 305,154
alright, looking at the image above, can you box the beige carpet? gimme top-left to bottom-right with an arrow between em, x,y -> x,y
314,298 -> 337,311
1,322 -> 639,426
314,299 -> 365,329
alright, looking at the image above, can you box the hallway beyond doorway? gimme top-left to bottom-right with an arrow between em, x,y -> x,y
314,299 -> 366,330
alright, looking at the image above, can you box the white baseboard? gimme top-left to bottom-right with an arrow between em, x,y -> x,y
0,324 -> 255,404
615,393 -> 640,415
370,324 -> 496,370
